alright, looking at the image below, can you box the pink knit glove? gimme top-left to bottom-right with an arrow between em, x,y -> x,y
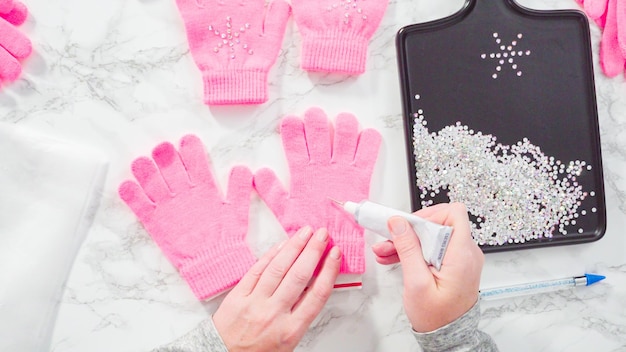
577,0 -> 626,77
0,0 -> 31,83
254,108 -> 381,274
119,135 -> 256,300
174,0 -> 290,105
292,0 -> 389,74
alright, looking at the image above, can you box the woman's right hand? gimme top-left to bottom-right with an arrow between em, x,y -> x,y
372,203 -> 484,332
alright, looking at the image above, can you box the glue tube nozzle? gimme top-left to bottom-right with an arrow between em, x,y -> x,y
328,198 -> 345,207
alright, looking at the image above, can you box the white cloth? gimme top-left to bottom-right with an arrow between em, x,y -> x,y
0,123 -> 108,352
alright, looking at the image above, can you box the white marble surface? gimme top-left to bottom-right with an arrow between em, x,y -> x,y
1,0 -> 626,351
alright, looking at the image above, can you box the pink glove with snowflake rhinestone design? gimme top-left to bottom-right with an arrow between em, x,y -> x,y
174,0 -> 290,105
119,135 -> 256,300
292,0 -> 389,74
254,108 -> 382,274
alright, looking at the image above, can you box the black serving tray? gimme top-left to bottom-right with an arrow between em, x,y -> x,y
396,0 -> 606,252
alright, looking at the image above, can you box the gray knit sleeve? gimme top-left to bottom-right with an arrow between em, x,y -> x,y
152,316 -> 229,352
412,301 -> 498,352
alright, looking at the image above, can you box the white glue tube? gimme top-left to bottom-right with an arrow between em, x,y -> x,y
335,200 -> 453,270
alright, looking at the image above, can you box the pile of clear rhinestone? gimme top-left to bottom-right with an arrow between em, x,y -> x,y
412,115 -> 593,245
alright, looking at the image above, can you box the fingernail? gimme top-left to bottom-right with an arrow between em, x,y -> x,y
329,246 -> 341,260
316,228 -> 328,242
277,239 -> 288,250
298,226 -> 312,240
389,217 -> 407,237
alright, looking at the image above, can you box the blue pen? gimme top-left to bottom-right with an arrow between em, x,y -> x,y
479,273 -> 606,300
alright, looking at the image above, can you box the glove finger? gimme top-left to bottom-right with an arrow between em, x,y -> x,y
303,107 -> 332,164
254,168 -> 289,221
290,0 -> 311,29
178,134 -> 220,195
174,0 -> 207,16
174,1 -> 212,53
173,0 -> 223,68
230,0 -> 266,19
354,128 -> 382,173
584,0 -> 609,19
225,166 -> 253,219
175,0 -> 262,33
332,112 -> 359,164
0,0 -> 13,14
599,0 -> 625,77
1,1 -> 27,25
258,0 -> 290,57
118,180 -> 156,220
0,18 -> 31,58
131,156 -> 172,202
0,47 -> 21,81
281,115 -> 309,167
616,0 -> 626,56
152,141 -> 190,195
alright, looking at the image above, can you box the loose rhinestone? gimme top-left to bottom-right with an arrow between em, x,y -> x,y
411,101 -> 594,245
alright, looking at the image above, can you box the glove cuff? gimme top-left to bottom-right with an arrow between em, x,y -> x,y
202,69 -> 269,105
329,226 -> 366,274
300,31 -> 369,75
179,243 -> 257,300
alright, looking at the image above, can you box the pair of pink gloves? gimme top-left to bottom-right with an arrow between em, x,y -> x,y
174,0 -> 389,105
0,0 -> 30,86
577,0 -> 626,77
119,108 -> 381,300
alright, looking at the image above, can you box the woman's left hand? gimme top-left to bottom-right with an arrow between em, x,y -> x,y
212,226 -> 342,352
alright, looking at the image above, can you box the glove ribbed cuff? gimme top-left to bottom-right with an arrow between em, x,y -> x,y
179,243 -> 256,301
202,69 -> 269,105
329,226 -> 366,274
300,31 -> 370,75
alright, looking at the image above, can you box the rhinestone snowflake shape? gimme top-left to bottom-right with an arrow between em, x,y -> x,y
208,16 -> 253,60
481,32 -> 531,79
